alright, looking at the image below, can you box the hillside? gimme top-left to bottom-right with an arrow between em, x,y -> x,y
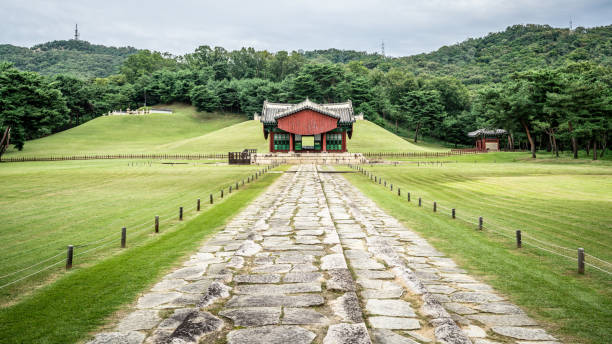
3,104 -> 245,157
398,24 -> 612,87
3,24 -> 610,83
3,105 -> 440,157
0,40 -> 138,78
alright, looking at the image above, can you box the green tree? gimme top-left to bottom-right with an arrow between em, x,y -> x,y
50,74 -> 93,127
189,84 -> 220,112
399,90 -> 444,143
0,63 -> 69,150
120,50 -> 175,82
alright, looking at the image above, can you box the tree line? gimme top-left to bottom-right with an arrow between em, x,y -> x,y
474,62 -> 611,159
1,24 -> 610,156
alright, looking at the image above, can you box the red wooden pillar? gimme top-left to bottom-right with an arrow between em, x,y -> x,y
322,133 -> 327,152
289,133 -> 294,152
341,131 -> 347,152
269,132 -> 274,152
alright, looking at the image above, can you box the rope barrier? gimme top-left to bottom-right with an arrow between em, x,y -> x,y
0,167 -> 273,289
352,165 -> 612,274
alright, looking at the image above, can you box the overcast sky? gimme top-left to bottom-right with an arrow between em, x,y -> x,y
1,0 -> 611,57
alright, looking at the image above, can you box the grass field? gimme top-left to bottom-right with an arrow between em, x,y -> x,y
3,104 -> 441,157
0,169 -> 281,344
0,159 -> 264,306
342,160 -> 612,343
3,104 -> 246,157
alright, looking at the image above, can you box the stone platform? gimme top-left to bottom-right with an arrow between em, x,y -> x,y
252,152 -> 367,165
88,165 -> 559,344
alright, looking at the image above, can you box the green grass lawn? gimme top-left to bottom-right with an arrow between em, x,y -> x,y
0,168 -> 281,344
0,159 -> 264,306
342,159 -> 612,343
3,104 -> 246,157
348,120 -> 442,152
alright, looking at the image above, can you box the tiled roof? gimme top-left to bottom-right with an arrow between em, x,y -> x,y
467,129 -> 507,137
260,99 -> 355,125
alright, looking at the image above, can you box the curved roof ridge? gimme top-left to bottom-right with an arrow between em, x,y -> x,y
274,99 -> 341,120
260,99 -> 355,124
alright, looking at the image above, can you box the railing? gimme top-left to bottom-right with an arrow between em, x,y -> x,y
1,150 -> 487,163
362,150 -> 484,158
1,153 -> 229,162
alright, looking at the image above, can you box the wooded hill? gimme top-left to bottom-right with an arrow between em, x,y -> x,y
400,24 -> 612,87
0,40 -> 138,78
2,24 -> 610,84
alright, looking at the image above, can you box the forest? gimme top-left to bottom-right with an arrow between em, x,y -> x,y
0,24 -> 610,157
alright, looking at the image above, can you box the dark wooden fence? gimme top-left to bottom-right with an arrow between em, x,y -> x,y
1,153 -> 228,162
362,150 -> 484,158
1,150 -> 486,163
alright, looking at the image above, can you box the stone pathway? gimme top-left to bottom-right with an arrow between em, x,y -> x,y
88,165 -> 559,344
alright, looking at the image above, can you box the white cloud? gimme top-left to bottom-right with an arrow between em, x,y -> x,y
0,0 -> 610,56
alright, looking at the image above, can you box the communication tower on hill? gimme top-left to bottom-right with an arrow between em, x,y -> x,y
381,40 -> 385,57
74,24 -> 80,41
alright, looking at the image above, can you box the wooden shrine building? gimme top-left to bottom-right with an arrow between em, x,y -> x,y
260,99 -> 356,153
468,129 -> 507,151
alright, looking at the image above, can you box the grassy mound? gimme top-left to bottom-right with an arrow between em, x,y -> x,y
5,104 -> 442,156
4,104 -> 246,157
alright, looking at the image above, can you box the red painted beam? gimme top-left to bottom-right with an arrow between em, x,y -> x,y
277,109 -> 338,135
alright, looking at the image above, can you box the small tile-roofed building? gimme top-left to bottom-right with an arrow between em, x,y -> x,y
259,99 -> 356,153
468,129 -> 507,151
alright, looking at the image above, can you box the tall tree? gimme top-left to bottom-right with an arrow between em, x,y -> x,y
0,63 -> 69,150
399,90 -> 444,143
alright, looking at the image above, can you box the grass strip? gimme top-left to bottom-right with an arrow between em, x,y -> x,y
0,171 -> 280,344
343,170 -> 611,344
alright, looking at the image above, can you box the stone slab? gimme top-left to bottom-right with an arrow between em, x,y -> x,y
321,253 -> 348,270
282,308 -> 328,325
323,323 -> 372,344
372,329 -> 419,344
116,310 -> 161,331
491,326 -> 556,340
219,307 -> 281,326
366,299 -> 416,317
227,325 -> 316,344
226,294 -> 325,308
369,316 -> 420,330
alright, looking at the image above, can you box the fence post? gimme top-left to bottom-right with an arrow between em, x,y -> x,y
390,184 -> 393,191
66,245 -> 74,269
375,176 -> 377,182
179,207 -> 183,220
433,202 -> 437,212
121,227 -> 126,248
407,192 -> 410,202
398,188 -> 401,196
418,198 -> 422,207
478,216 -> 483,230
578,248 -> 585,274
236,182 -> 239,190
197,199 -> 201,211
516,230 -> 522,248
229,185 -> 232,194
384,181 -> 387,187
210,194 -> 213,204
452,208 -> 455,219
155,216 -> 159,233
221,189 -> 224,198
